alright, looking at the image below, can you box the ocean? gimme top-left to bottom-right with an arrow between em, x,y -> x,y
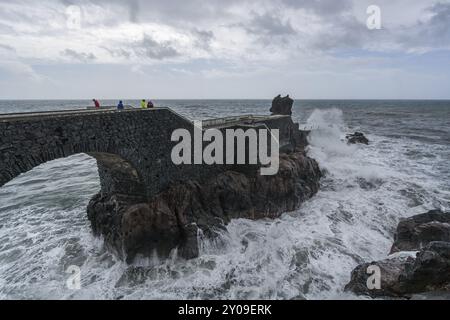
0,99 -> 449,299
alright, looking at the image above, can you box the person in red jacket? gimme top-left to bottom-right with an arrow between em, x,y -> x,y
93,99 -> 100,109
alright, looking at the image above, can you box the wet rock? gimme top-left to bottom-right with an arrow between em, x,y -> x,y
121,203 -> 183,262
390,209 -> 450,254
345,209 -> 450,298
270,95 -> 294,116
88,151 -> 322,262
346,242 -> 450,298
346,132 -> 369,145
400,242 -> 450,294
345,254 -> 415,298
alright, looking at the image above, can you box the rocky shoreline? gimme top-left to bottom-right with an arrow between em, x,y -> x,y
345,209 -> 450,298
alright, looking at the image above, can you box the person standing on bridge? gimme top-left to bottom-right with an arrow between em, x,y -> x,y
140,99 -> 147,109
93,99 -> 100,109
117,100 -> 124,110
147,100 -> 154,108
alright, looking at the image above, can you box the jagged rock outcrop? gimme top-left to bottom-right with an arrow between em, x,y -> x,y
345,210 -> 450,298
345,242 -> 450,298
390,210 -> 450,254
346,132 -> 369,145
401,242 -> 450,294
88,151 -> 322,262
344,254 -> 415,298
270,95 -> 294,116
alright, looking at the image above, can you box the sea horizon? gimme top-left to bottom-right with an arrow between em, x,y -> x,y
2,98 -> 450,101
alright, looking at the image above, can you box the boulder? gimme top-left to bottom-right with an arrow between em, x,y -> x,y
346,132 -> 369,145
344,254 -> 415,298
270,95 -> 294,116
390,210 -> 450,254
400,242 -> 450,293
345,209 -> 450,298
346,242 -> 450,298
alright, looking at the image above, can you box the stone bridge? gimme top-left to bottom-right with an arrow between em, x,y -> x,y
0,107 -> 316,261
0,108 -> 306,199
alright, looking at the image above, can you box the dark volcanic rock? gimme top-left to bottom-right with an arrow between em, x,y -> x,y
270,95 -> 294,116
345,209 -> 450,298
88,151 -> 322,262
346,132 -> 369,145
400,242 -> 450,293
344,255 -> 415,298
88,191 -> 200,263
390,210 -> 450,254
346,242 -> 450,298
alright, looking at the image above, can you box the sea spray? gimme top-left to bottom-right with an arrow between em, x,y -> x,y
306,108 -> 391,182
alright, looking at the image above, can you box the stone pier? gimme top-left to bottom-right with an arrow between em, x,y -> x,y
0,105 -> 321,262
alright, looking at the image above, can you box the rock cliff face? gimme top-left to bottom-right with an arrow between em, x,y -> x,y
88,151 -> 322,262
345,210 -> 450,298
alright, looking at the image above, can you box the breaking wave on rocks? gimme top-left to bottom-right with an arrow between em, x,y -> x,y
0,100 -> 449,299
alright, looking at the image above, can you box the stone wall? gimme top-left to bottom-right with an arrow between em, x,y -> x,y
0,108 -> 306,200
0,109 -> 226,199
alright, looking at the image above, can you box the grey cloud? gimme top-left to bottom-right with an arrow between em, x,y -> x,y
0,21 -> 15,34
2,0 -> 450,60
398,2 -> 450,49
236,11 -> 297,43
308,1 -> 450,54
310,16 -> 371,51
61,49 -> 96,62
102,46 -> 132,59
192,28 -> 214,49
281,0 -> 353,15
247,12 -> 296,36
127,0 -> 140,22
102,29 -> 211,61
0,42 -> 42,81
76,0 -> 237,25
128,0 -> 237,23
133,34 -> 180,60
0,43 -> 15,53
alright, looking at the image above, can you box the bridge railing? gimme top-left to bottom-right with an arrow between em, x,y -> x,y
0,106 -> 161,121
202,114 -> 289,129
299,124 -> 319,131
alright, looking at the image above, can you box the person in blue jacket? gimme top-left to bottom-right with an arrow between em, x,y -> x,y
117,100 -> 124,110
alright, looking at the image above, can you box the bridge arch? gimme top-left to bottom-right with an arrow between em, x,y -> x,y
2,149 -> 146,202
0,108 -> 208,200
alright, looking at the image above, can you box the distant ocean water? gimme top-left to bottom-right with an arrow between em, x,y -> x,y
0,99 -> 449,299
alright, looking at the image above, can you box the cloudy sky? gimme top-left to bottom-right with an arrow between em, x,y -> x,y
0,0 -> 449,99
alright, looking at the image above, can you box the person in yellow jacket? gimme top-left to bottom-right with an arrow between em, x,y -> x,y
140,99 -> 147,109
